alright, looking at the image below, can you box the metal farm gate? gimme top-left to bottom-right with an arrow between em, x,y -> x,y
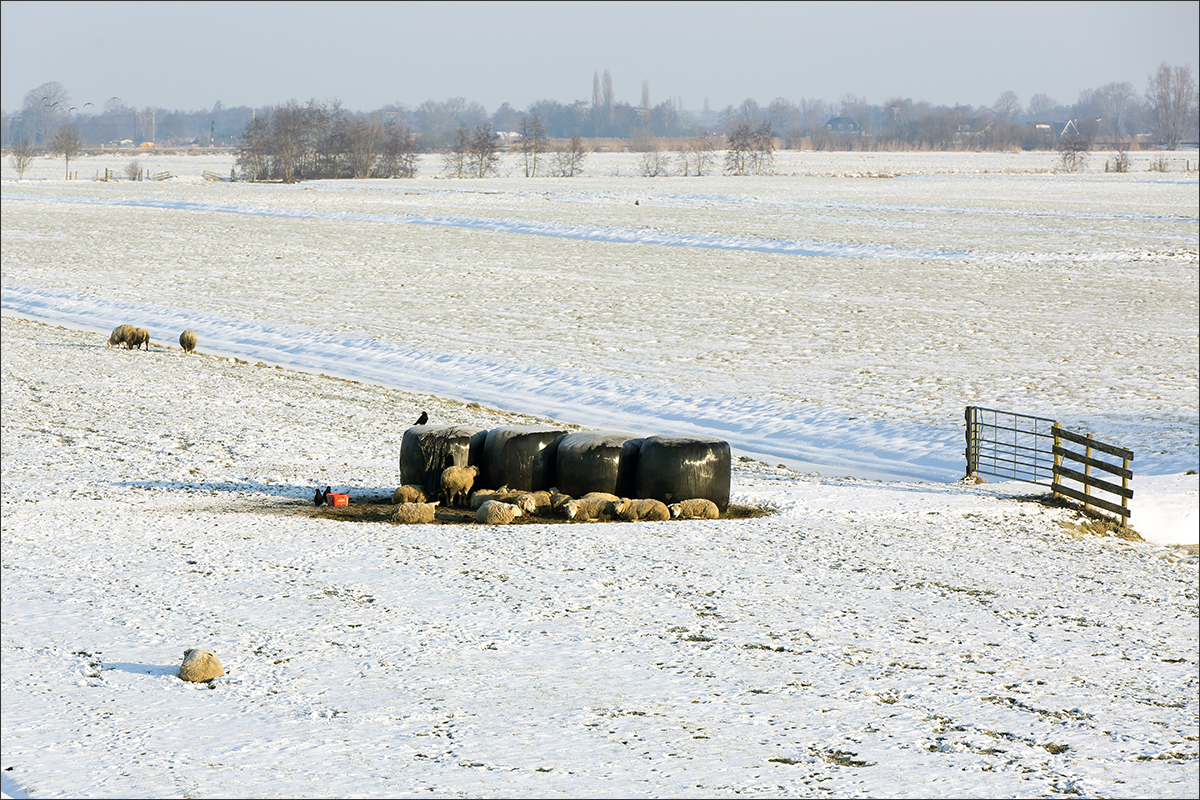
964,406 -> 1134,523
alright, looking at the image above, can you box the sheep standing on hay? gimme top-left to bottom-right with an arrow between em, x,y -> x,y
178,648 -> 224,682
128,327 -> 150,350
668,498 -> 720,520
475,499 -> 524,525
440,465 -> 479,508
614,497 -> 671,522
392,501 -> 439,524
108,324 -> 135,348
392,484 -> 427,504
565,496 -> 617,522
179,329 -> 198,353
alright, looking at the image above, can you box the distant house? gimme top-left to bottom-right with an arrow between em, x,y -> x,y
824,116 -> 861,134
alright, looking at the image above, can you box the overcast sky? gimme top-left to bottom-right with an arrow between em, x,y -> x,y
3,1 -> 1197,116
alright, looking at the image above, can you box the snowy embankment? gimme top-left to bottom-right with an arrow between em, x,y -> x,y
1,316 -> 1196,799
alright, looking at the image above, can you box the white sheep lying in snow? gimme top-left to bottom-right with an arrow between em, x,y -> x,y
475,499 -> 524,525
179,648 -> 224,682
668,498 -> 720,520
392,501 -> 439,524
440,465 -> 479,508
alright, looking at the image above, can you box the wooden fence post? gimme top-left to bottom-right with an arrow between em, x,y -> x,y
1052,421 -> 1063,498
1084,433 -> 1093,511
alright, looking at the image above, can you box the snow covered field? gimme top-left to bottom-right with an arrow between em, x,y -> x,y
2,150 -> 1198,797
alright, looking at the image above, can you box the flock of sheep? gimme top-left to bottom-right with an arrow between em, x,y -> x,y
389,465 -> 721,525
107,324 -> 198,353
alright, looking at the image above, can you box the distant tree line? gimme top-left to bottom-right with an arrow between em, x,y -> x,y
4,63 -> 1197,180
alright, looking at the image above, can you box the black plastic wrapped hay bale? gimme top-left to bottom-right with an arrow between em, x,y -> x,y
481,426 -> 569,491
400,425 -> 488,497
556,432 -> 642,498
634,434 -> 731,512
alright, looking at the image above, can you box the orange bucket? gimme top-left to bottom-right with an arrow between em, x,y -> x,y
326,493 -> 348,507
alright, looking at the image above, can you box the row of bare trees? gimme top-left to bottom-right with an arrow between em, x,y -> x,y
235,100 -> 420,182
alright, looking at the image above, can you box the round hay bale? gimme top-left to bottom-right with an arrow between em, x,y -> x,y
633,434 -> 731,512
555,431 -> 641,498
481,425 -> 568,491
400,425 -> 487,498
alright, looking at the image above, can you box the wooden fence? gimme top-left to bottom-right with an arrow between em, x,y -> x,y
965,406 -> 1133,522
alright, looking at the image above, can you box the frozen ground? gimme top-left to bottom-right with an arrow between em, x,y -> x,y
2,316 -> 1197,798
2,150 -> 1198,797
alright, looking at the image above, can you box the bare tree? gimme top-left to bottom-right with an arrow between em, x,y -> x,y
381,120 -> 420,178
550,133 -> 587,177
442,124 -> 470,178
7,137 -> 35,179
638,149 -> 671,177
51,125 -> 82,179
724,121 -> 753,176
515,114 -> 548,177
468,122 -> 500,178
21,81 -> 69,145
124,159 -> 141,181
1094,82 -> 1139,140
678,133 -> 716,176
345,116 -> 382,178
1146,62 -> 1198,150
992,90 -> 1023,122
1056,127 -> 1089,172
1027,93 -> 1059,119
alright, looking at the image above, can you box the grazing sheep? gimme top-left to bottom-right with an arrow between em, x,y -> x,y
614,497 -> 671,522
668,498 -> 720,520
440,465 -> 480,508
179,329 -> 198,353
565,496 -> 617,522
391,501 -> 439,524
108,324 -> 135,348
475,499 -> 524,525
127,327 -> 150,350
392,484 -> 427,504
178,648 -> 224,682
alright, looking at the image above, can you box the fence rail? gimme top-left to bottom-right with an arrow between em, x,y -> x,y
965,406 -> 1133,522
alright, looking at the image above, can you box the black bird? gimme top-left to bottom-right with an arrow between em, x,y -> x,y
415,411 -> 428,425
313,487 -> 325,506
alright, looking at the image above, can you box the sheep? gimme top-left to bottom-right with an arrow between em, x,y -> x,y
468,485 -> 509,510
564,496 -> 617,522
583,491 -> 622,502
440,465 -> 480,508
549,489 -> 575,515
513,490 -> 554,516
475,499 -> 524,525
179,329 -> 198,353
668,498 -> 720,520
178,648 -> 224,682
391,501 -> 439,524
127,327 -> 150,350
614,497 -> 671,522
108,324 -> 135,348
392,484 -> 427,504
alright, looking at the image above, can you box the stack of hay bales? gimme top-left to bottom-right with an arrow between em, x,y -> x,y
399,424 -> 731,518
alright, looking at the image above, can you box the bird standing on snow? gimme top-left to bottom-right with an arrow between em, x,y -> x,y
313,487 -> 325,506
415,411 -> 428,425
